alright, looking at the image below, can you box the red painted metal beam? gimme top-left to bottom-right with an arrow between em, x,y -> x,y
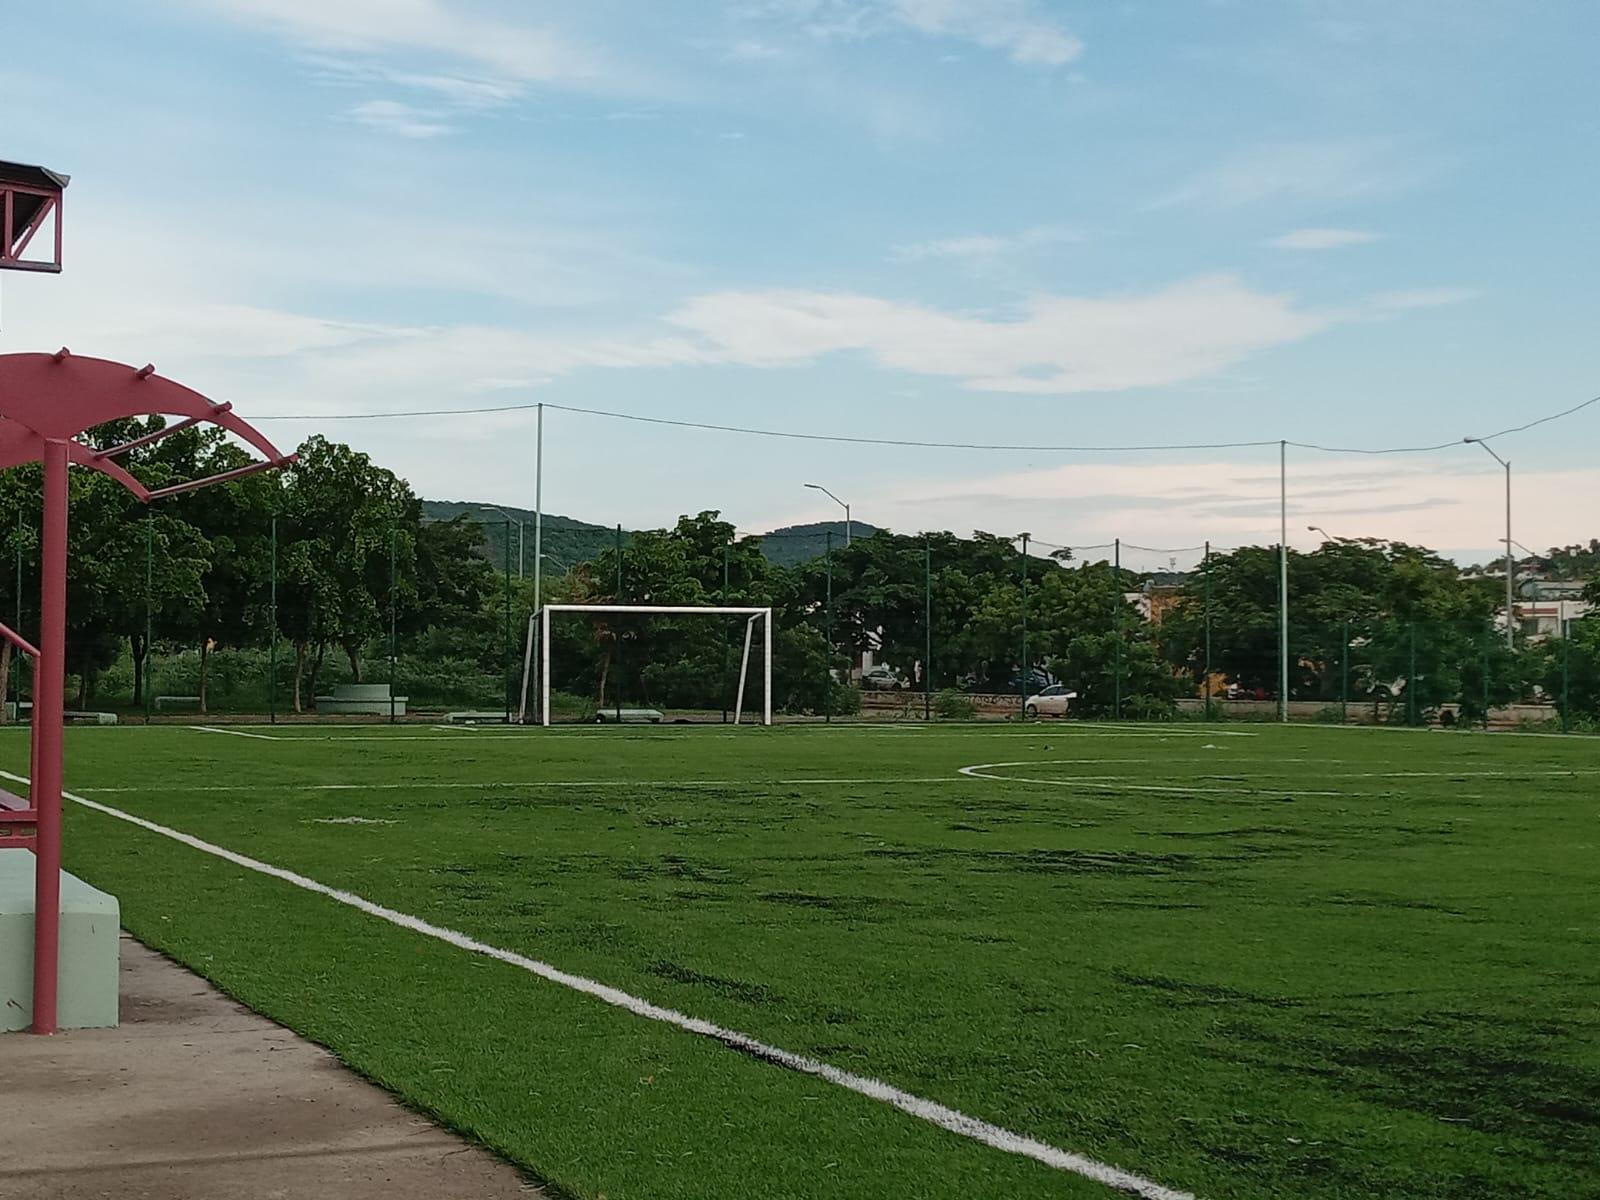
145,454 -> 296,501
93,405 -> 231,460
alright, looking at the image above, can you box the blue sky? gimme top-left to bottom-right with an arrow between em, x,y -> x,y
3,0 -> 1597,565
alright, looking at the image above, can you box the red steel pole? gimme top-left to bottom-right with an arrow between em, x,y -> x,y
31,437 -> 68,1034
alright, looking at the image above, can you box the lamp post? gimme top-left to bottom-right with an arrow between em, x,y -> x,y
804,482 -> 851,546
1463,437 -> 1515,649
1307,524 -> 1337,544
478,506 -> 524,578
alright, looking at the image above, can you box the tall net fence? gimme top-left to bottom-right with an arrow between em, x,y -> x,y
0,447 -> 1590,732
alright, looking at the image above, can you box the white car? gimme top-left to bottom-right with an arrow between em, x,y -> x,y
1024,684 -> 1077,718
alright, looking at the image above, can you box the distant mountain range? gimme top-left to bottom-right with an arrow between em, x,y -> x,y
421,502 -> 878,573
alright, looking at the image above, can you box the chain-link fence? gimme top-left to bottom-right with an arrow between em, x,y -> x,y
0,500 -> 1592,731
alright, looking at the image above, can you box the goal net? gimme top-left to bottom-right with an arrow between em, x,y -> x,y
523,604 -> 773,726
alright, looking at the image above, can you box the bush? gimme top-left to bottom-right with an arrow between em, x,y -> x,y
934,688 -> 976,720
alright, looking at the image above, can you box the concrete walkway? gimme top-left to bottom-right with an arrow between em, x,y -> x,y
3,934 -> 541,1200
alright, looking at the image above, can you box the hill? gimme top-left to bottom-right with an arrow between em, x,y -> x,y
750,520 -> 882,567
424,504 -> 881,573
421,501 -> 627,576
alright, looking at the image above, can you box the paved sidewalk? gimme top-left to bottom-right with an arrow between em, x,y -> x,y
3,934 -> 541,1200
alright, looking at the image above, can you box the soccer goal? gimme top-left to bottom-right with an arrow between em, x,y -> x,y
524,604 -> 773,726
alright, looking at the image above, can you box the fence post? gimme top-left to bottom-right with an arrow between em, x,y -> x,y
613,523 -> 622,724
388,526 -> 398,724
1018,533 -> 1029,720
144,511 -> 154,723
722,541 -> 730,724
824,530 -> 833,724
923,538 -> 932,722
13,510 -> 21,723
1341,619 -> 1349,724
1408,622 -> 1418,727
268,514 -> 277,725
1113,538 -> 1122,719
1562,634 -> 1571,733
1202,540 -> 1211,719
1481,622 -> 1491,729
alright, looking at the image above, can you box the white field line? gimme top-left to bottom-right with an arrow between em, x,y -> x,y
189,725 -> 279,740
957,762 -> 1345,796
13,768 -> 1194,1200
75,776 -> 964,794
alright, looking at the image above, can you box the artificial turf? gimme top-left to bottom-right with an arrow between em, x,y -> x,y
21,721 -> 1600,1198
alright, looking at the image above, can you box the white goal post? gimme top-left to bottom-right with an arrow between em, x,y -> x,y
525,604 -> 773,727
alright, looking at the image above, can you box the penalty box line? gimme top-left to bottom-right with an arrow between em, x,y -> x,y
14,769 -> 1194,1200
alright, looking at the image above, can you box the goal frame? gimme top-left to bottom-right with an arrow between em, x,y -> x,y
532,604 -> 773,727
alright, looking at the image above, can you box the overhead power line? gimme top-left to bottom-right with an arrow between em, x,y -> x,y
254,393 -> 1599,456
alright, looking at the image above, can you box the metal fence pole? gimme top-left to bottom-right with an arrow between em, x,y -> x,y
824,530 -> 833,724
13,510 -> 21,722
1481,622 -> 1491,729
1340,619 -> 1349,724
614,523 -> 622,724
1113,537 -> 1122,719
388,526 -> 398,725
923,538 -> 932,721
1019,533 -> 1029,720
268,514 -> 277,725
144,512 -> 154,723
1408,622 -> 1418,727
1202,539 -> 1211,718
722,541 -> 730,724
1562,634 -> 1571,733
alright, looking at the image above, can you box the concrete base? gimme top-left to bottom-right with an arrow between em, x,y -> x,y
315,683 -> 407,717
0,848 -> 120,1032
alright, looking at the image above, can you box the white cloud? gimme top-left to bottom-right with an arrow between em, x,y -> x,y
182,0 -> 615,89
1268,228 -> 1380,251
347,99 -> 453,139
1365,287 -> 1480,312
665,276 -> 1326,393
886,0 -> 1082,65
745,0 -> 1080,65
1157,141 -> 1428,209
893,224 -> 1083,261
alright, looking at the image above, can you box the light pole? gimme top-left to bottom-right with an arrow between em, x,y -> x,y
804,482 -> 851,546
1463,437 -> 1515,649
1307,525 -> 1337,544
478,507 -> 524,579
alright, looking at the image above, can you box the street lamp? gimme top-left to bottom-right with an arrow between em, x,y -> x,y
1463,437 -> 1515,649
478,507 -> 524,579
804,483 -> 851,546
1307,524 -> 1337,544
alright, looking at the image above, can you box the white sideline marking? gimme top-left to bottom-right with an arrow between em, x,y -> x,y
77,776 -> 962,794
15,769 -> 1193,1200
958,762 -> 1342,796
189,725 -> 279,740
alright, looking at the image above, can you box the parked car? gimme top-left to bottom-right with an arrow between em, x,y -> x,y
1006,667 -> 1056,694
1024,684 -> 1078,719
860,665 -> 909,691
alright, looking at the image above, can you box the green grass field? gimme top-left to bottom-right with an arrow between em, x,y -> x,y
22,722 -> 1600,1199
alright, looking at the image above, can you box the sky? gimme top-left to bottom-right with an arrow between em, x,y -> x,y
2,0 -> 1597,568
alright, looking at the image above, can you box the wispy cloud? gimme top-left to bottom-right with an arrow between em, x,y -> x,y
347,99 -> 453,139
886,0 -> 1082,65
893,224 -> 1083,261
664,275 -> 1326,393
182,0 -> 617,89
1268,228 -> 1380,251
1365,287 -> 1480,312
1156,141 -> 1429,209
744,0 -> 1081,65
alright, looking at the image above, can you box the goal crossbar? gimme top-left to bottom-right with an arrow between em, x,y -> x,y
533,604 -> 773,726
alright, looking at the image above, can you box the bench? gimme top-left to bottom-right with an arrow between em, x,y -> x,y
0,787 -> 35,850
154,695 -> 202,711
